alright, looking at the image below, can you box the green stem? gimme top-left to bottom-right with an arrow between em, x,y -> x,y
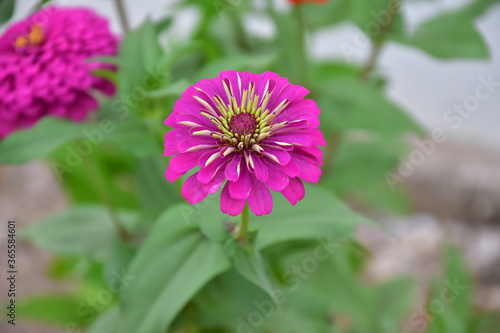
359,0 -> 401,81
237,204 -> 250,239
83,154 -> 130,242
114,0 -> 130,33
294,5 -> 310,88
229,8 -> 250,51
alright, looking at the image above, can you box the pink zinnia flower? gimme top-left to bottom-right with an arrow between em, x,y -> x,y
164,71 -> 326,216
0,6 -> 119,138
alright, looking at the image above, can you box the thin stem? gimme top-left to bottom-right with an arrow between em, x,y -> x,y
228,8 -> 250,51
294,5 -> 310,88
83,154 -> 131,242
114,0 -> 130,33
359,0 -> 401,81
237,204 -> 250,239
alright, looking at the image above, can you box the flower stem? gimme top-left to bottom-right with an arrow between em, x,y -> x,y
294,5 -> 310,88
238,204 -> 250,239
228,8 -> 250,51
359,0 -> 400,81
114,0 -> 130,33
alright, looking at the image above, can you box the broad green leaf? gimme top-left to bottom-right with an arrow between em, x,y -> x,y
87,306 -> 120,333
317,76 -> 423,135
194,268 -> 334,333
0,0 -> 14,25
16,296 -> 89,328
49,142 -> 139,210
0,118 -> 91,164
302,0 -> 405,36
146,78 -> 191,99
117,19 -> 165,93
225,237 -> 277,300
426,246 -> 472,333
21,206 -> 139,260
392,0 -> 498,59
118,205 -> 231,333
254,185 -> 374,250
0,115 -> 157,164
101,117 -> 159,157
134,156 -> 182,220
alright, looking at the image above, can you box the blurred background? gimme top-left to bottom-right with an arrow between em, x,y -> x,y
1,0 -> 499,332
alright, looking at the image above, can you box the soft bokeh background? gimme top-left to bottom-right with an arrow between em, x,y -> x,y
1,0 -> 500,332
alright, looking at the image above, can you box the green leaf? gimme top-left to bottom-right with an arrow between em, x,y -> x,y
146,78 -> 191,99
134,155 -> 182,220
426,246 -> 473,333
21,206 -> 139,260
392,0 -> 497,59
117,19 -> 165,93
0,114 -> 158,164
0,0 -> 15,25
225,237 -> 277,300
302,0 -> 405,36
317,76 -> 423,135
0,118 -> 90,164
15,295 -> 89,328
87,306 -> 120,333
118,205 -> 231,333
254,185 -> 374,250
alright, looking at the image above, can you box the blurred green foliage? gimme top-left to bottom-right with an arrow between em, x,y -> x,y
1,0 -> 498,332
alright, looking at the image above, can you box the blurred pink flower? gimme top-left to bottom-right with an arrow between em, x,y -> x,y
0,6 -> 119,138
164,71 -> 326,216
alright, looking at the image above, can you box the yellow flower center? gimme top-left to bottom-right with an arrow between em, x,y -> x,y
15,24 -> 44,49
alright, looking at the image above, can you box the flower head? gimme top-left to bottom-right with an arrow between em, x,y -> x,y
164,71 -> 326,216
0,6 -> 119,138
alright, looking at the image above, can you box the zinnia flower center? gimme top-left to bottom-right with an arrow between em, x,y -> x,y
228,113 -> 257,136
15,24 -> 45,49
197,79 -> 290,151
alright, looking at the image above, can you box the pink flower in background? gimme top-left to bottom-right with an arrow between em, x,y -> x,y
164,71 -> 326,216
0,6 -> 119,138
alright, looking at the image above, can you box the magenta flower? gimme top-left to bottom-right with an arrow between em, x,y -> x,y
0,6 -> 119,138
164,71 -> 326,216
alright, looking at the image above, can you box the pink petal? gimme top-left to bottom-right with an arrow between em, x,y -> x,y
170,151 -> 205,172
251,154 -> 269,182
281,159 -> 301,177
290,151 -> 322,183
225,153 -> 243,182
181,173 -> 208,205
248,176 -> 273,216
197,153 -> 230,184
165,168 -> 185,183
281,177 -> 305,205
220,182 -> 246,216
261,146 -> 290,165
228,166 -> 252,200
263,160 -> 289,192
203,168 -> 227,194
178,136 -> 217,153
